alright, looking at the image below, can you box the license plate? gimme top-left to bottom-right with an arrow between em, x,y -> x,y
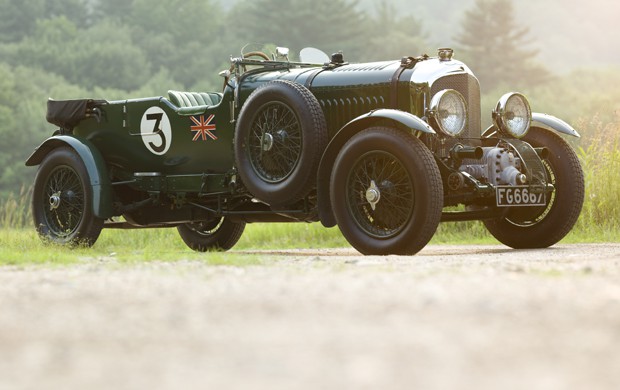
496,186 -> 546,207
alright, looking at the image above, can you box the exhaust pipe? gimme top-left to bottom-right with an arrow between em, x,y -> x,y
451,144 -> 484,160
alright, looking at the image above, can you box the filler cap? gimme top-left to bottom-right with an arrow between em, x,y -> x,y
438,48 -> 454,61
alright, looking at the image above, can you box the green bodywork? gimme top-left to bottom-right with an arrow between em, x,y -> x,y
28,92 -> 240,219
26,49 -> 579,226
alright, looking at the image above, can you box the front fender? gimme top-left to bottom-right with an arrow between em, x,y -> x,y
483,113 -> 581,138
349,109 -> 436,135
531,113 -> 580,137
316,109 -> 434,227
25,135 -> 113,219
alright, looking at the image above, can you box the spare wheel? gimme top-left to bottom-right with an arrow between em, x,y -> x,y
234,80 -> 327,205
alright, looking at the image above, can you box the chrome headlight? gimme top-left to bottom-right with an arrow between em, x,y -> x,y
493,92 -> 531,138
429,89 -> 467,137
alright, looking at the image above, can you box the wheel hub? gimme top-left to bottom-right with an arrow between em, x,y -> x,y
261,133 -> 274,152
49,191 -> 61,211
365,180 -> 381,211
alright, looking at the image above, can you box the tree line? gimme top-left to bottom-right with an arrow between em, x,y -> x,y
0,0 -> 546,198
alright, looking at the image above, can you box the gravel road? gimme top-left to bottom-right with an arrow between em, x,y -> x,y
1,243 -> 620,390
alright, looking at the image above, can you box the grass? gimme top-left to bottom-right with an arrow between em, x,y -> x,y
0,227 -> 265,267
2,218 -> 616,267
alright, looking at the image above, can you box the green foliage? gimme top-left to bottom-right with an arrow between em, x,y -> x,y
0,187 -> 31,229
455,0 -> 550,91
0,0 -> 91,43
0,0 -> 42,43
92,0 -> 137,25
0,64 -> 90,199
522,68 -> 620,134
231,0 -> 369,60
127,0 -> 225,88
575,121 -> 620,233
2,17 -> 153,90
361,1 -> 427,61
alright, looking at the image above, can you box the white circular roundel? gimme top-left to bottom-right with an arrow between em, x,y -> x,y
140,106 -> 172,155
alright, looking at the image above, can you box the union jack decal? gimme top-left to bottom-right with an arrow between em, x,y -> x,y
190,114 -> 217,141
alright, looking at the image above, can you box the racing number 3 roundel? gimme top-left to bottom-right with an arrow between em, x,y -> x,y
140,107 -> 172,155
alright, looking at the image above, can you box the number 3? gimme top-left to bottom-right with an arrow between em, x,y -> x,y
140,106 -> 172,155
146,113 -> 166,153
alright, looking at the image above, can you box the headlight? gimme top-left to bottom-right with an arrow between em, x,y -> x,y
493,92 -> 531,138
429,89 -> 467,137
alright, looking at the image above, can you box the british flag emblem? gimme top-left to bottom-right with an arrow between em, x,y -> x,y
190,114 -> 217,141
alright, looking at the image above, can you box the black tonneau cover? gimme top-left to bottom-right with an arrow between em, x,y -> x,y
46,99 -> 106,129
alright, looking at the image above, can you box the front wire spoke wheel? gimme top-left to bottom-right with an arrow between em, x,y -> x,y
505,159 -> 556,227
483,127 -> 584,248
347,151 -> 414,238
330,127 -> 443,255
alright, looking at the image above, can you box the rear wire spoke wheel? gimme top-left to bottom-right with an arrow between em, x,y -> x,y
483,127 -> 585,248
330,127 -> 443,255
177,217 -> 245,252
32,147 -> 103,246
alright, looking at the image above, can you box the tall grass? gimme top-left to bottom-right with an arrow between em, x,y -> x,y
1,186 -> 31,228
573,116 -> 620,237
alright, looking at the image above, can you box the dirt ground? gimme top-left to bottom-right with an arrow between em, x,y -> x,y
1,243 -> 620,390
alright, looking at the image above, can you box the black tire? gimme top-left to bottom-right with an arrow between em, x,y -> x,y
330,127 -> 443,255
483,127 -> 585,248
234,80 -> 327,205
177,218 -> 245,252
32,147 -> 104,247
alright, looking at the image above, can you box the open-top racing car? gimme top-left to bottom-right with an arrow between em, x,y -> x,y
26,45 -> 584,255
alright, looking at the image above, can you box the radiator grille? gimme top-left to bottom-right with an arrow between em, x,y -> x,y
430,73 -> 481,138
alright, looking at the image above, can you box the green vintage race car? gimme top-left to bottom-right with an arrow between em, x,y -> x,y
26,45 -> 584,255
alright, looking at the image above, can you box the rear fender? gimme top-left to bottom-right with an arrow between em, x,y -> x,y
317,109 -> 434,227
25,135 -> 114,219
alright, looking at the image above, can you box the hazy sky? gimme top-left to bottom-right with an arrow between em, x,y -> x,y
516,0 -> 620,70
293,0 -> 620,72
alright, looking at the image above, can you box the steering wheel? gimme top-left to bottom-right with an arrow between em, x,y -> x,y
243,51 -> 270,61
